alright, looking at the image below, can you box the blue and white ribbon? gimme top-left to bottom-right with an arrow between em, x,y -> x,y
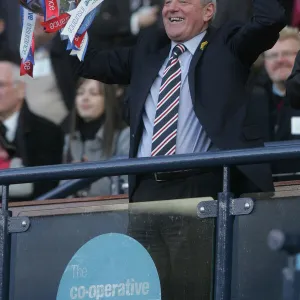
19,4 -> 36,76
19,6 -> 36,63
61,0 -> 103,61
70,32 -> 89,61
61,0 -> 103,43
77,4 -> 100,35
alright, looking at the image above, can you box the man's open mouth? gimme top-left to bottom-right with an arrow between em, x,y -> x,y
169,17 -> 184,23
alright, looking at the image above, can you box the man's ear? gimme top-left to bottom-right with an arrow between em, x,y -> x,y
203,3 -> 215,23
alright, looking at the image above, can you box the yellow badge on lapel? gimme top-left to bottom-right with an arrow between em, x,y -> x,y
200,41 -> 208,51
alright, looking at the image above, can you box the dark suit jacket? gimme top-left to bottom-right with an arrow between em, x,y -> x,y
13,103 -> 64,200
286,51 -> 300,109
70,0 -> 286,198
212,0 -> 253,28
49,34 -> 78,113
212,0 -> 293,28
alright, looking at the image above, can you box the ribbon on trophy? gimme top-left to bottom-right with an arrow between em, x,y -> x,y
44,0 -> 60,21
19,5 -> 36,77
41,0 -> 66,32
19,0 -> 103,77
61,0 -> 103,61
41,12 -> 71,33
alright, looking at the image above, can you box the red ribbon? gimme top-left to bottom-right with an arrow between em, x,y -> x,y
20,60 -> 33,77
0,159 -> 10,170
74,31 -> 87,48
41,13 -> 71,33
20,36 -> 35,78
44,0 -> 60,21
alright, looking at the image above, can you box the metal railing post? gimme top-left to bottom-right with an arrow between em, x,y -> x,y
0,185 -> 10,300
214,166 -> 234,300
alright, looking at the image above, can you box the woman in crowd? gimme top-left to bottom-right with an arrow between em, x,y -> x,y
64,79 -> 130,196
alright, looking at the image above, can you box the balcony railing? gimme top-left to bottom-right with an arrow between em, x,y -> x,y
2,142 -> 300,300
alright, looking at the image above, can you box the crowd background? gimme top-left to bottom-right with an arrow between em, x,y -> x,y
0,0 -> 298,200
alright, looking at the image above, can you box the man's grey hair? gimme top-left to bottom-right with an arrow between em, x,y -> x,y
0,61 -> 27,87
201,0 -> 217,5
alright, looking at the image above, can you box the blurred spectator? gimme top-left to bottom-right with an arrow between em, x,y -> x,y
0,50 -> 64,201
22,15 -> 77,126
63,79 -> 130,197
251,26 -> 300,142
89,0 -> 162,49
250,26 -> 300,180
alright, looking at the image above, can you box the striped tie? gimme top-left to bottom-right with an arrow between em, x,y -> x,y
151,43 -> 186,156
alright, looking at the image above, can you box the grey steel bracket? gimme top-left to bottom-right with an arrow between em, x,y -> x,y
8,217 -> 30,233
197,198 -> 254,219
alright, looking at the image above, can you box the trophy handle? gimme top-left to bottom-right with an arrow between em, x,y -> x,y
68,0 -> 77,11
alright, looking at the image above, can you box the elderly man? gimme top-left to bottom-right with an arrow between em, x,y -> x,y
72,0 -> 285,199
0,50 -> 64,200
252,27 -> 300,142
69,0 -> 286,298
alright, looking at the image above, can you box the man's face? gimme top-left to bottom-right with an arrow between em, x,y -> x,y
264,38 -> 300,84
0,62 -> 24,119
162,0 -> 215,42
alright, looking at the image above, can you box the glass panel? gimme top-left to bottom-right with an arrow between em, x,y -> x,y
9,198 -> 214,300
232,187 -> 300,300
128,199 -> 214,300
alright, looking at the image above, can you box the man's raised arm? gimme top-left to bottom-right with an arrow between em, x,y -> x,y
229,0 -> 286,65
68,41 -> 134,85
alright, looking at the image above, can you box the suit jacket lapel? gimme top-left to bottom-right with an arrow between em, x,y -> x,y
132,43 -> 170,136
188,26 -> 216,104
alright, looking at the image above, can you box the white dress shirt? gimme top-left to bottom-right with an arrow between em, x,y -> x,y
137,32 -> 211,157
3,111 -> 19,142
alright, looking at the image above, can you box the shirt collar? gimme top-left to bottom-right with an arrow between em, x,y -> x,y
272,83 -> 285,97
3,111 -> 20,142
170,31 -> 207,56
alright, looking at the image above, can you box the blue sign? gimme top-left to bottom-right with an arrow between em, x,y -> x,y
56,233 -> 161,299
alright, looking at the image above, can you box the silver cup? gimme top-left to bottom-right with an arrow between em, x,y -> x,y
19,0 -> 80,15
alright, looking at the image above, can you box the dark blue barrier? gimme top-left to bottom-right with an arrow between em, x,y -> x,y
36,141 -> 300,201
0,145 -> 300,185
2,143 -> 300,300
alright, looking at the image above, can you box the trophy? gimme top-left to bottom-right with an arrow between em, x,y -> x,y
19,0 -> 80,15
19,0 -> 103,77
